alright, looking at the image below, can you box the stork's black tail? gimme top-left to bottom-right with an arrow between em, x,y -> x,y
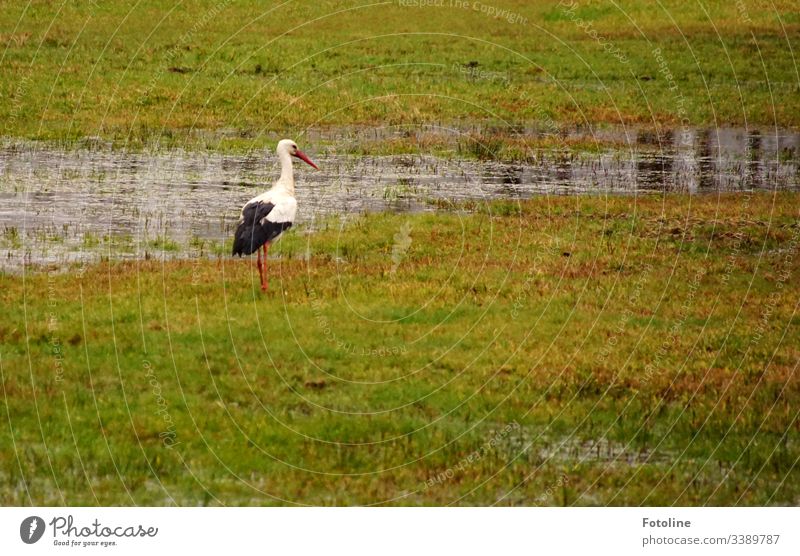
232,222 -> 264,256
231,201 -> 291,255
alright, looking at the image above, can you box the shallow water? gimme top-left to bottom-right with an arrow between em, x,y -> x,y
1,126 -> 798,271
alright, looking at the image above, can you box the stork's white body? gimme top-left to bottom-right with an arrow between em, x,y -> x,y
243,187 -> 298,232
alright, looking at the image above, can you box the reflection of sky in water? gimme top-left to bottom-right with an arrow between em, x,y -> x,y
1,126 -> 798,271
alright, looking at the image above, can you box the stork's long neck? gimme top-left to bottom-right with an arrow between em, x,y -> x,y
277,149 -> 295,195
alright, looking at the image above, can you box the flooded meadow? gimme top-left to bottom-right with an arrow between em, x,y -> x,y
2,125 -> 798,271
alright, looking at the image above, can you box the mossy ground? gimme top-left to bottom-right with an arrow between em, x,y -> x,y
1,193 -> 798,505
1,1 -> 798,151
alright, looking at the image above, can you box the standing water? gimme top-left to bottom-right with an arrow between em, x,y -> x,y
1,126 -> 797,271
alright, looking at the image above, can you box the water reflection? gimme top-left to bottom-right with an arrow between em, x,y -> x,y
1,126 -> 797,270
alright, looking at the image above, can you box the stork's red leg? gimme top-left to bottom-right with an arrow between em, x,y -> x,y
256,246 -> 264,291
261,243 -> 269,291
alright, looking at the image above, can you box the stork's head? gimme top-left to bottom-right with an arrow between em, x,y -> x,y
277,139 -> 318,169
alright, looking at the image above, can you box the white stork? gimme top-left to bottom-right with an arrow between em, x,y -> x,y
232,139 -> 318,291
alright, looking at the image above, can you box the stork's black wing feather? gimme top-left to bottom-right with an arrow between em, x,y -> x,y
231,201 -> 293,256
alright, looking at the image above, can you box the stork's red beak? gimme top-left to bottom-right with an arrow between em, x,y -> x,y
293,149 -> 318,170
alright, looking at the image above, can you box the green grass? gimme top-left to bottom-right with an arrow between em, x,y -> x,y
1,193 -> 798,505
2,0 -> 797,508
1,1 -> 798,150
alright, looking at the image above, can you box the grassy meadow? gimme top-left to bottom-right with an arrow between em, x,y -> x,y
1,193 -> 798,505
1,0 -> 799,150
1,0 -> 798,507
